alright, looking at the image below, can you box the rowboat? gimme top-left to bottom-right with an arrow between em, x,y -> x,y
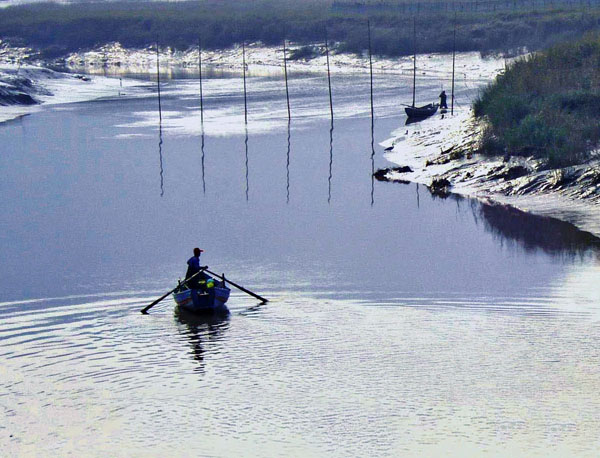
404,18 -> 440,123
173,281 -> 231,315
141,267 -> 266,315
405,103 -> 439,119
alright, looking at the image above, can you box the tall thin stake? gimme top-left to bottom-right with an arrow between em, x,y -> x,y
368,20 -> 375,206
368,21 -> 374,128
451,13 -> 457,116
156,42 -> 162,123
242,42 -> 248,125
325,28 -> 334,204
412,18 -> 416,108
283,39 -> 291,121
242,42 -> 249,200
198,38 -> 204,125
325,30 -> 334,121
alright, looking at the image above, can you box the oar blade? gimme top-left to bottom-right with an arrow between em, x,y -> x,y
205,268 -> 268,303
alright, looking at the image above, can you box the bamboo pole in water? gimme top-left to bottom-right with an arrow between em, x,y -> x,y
199,38 -> 206,194
412,18 -> 416,108
325,29 -> 333,120
156,42 -> 162,123
325,28 -> 334,204
451,13 -> 457,116
368,20 -> 375,206
198,38 -> 204,124
242,42 -> 248,125
368,20 -> 374,127
242,42 -> 249,200
283,39 -> 291,121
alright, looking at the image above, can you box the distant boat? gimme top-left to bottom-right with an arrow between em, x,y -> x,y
405,103 -> 439,119
173,280 -> 231,315
405,18 -> 438,122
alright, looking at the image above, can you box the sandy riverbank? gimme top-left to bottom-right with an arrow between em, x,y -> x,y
380,108 -> 600,239
61,41 -> 503,78
0,40 -> 502,122
0,63 -> 151,124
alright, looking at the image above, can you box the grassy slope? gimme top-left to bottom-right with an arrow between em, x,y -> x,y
2,1 -> 600,58
474,33 -> 600,166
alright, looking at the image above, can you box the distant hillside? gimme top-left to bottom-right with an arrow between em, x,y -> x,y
3,0 -> 600,58
474,33 -> 600,166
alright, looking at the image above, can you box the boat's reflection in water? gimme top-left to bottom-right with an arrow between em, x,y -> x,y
174,306 -> 230,372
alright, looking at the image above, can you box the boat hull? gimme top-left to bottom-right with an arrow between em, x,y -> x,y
405,103 -> 439,119
173,286 -> 231,315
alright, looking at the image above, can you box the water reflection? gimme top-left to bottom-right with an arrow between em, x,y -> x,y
430,192 -> 600,256
158,120 -> 164,197
237,302 -> 265,317
476,200 -> 600,257
174,307 -> 230,372
328,118 -> 334,204
245,124 -> 249,201
286,120 -> 291,204
416,183 -> 420,208
201,128 -> 206,195
370,114 -> 375,206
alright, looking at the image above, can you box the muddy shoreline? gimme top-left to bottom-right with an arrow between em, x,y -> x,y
379,110 -> 600,239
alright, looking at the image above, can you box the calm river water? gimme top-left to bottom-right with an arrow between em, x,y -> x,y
1,69 -> 599,456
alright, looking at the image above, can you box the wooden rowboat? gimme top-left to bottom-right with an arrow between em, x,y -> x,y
173,282 -> 231,315
405,103 -> 439,119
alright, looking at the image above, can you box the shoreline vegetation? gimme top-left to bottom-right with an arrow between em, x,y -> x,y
3,1 -> 600,59
379,34 -> 600,238
474,33 -> 600,166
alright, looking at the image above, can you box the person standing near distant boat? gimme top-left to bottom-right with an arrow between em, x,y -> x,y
186,247 -> 207,289
439,90 -> 448,109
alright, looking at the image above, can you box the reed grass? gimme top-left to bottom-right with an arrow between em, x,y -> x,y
474,33 -> 600,165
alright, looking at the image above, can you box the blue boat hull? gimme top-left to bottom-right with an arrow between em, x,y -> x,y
173,286 -> 231,314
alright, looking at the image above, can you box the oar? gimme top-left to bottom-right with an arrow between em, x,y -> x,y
204,268 -> 268,303
140,267 -> 207,314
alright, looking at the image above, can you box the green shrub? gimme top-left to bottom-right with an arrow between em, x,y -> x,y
288,45 -> 320,60
474,33 -> 600,166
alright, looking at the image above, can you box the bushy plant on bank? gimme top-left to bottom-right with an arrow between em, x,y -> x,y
474,33 -> 600,166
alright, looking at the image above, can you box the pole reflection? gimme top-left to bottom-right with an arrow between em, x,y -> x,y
158,120 -> 164,197
245,124 -> 249,201
416,182 -> 420,209
328,118 -> 334,204
370,117 -> 375,206
201,127 -> 206,195
286,120 -> 291,204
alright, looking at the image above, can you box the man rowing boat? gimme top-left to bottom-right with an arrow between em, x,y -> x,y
185,247 -> 208,289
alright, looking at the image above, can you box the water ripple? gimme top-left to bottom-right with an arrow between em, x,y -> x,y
1,278 -> 599,455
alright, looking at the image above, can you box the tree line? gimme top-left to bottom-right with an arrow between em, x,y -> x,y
2,0 -> 600,58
